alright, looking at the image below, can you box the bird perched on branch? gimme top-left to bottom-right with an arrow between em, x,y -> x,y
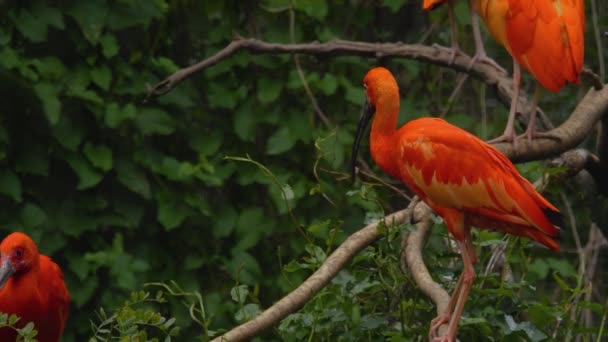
425,0 -> 585,144
0,232 -> 70,342
351,67 -> 562,341
478,0 -> 585,143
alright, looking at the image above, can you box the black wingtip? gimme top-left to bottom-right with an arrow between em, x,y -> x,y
543,208 -> 564,241
543,208 -> 564,227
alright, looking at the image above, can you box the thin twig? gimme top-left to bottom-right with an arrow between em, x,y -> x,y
288,7 -> 333,128
440,73 -> 469,118
589,0 -> 605,82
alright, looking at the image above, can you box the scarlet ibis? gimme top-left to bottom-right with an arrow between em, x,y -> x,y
351,67 -> 561,341
0,232 -> 70,342
422,0 -> 503,70
476,0 -> 585,143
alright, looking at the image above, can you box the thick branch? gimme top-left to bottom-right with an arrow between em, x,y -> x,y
212,202 -> 427,342
494,85 -> 608,162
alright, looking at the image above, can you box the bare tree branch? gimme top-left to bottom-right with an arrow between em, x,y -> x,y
145,37 -> 608,163
212,201 -> 431,342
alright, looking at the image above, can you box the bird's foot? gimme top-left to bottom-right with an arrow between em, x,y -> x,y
487,132 -> 516,144
432,43 -> 465,65
432,336 -> 453,342
429,314 -> 451,340
516,129 -> 561,144
467,52 -> 507,75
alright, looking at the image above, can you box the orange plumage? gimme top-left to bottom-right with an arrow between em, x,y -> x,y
424,0 -> 585,142
0,232 -> 70,342
351,67 -> 561,341
476,0 -> 585,142
476,0 -> 585,92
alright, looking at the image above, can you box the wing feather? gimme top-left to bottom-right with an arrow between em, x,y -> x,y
397,118 -> 559,246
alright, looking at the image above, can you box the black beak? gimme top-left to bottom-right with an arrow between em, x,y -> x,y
350,99 -> 375,180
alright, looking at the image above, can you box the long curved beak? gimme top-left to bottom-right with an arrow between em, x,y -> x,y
0,257 -> 15,290
350,99 -> 376,180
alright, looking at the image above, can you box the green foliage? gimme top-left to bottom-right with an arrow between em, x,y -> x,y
0,0 -> 606,341
90,287 -> 181,341
0,313 -> 38,342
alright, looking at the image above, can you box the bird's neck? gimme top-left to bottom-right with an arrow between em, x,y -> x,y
370,94 -> 401,179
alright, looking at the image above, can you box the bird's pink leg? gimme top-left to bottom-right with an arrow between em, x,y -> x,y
517,83 -> 560,143
429,274 -> 464,339
466,0 -> 506,74
464,225 -> 477,265
432,233 -> 477,342
488,60 -> 521,147
430,227 -> 477,341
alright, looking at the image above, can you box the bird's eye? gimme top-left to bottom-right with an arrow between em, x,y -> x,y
14,248 -> 23,258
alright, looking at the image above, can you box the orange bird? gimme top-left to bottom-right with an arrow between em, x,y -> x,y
477,0 -> 585,143
351,67 -> 561,341
423,1 -> 585,143
0,232 -> 70,342
422,0 -> 503,70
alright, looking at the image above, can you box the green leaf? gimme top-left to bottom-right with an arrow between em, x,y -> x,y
0,170 -> 22,202
115,159 -> 151,199
214,206 -> 237,238
63,152 -> 103,190
156,193 -> 188,230
99,34 -> 119,58
257,77 -> 282,104
68,1 -> 108,44
230,285 -> 249,303
383,0 -> 407,12
318,73 -> 338,96
105,102 -> 137,128
20,203 -> 47,228
266,126 -> 295,155
294,0 -> 328,20
234,100 -> 256,142
90,65 -> 112,91
235,303 -> 262,323
84,142 -> 113,171
52,115 -> 84,151
9,3 -> 64,43
135,108 -> 176,136
34,83 -> 62,124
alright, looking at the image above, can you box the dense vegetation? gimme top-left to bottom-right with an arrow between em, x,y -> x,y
0,1 -> 606,341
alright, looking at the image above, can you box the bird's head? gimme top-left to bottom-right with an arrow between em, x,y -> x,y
0,232 -> 39,289
350,67 -> 399,180
422,0 -> 448,11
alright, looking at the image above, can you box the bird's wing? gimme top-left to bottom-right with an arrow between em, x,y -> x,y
505,0 -> 584,91
397,118 -> 559,240
39,255 -> 70,339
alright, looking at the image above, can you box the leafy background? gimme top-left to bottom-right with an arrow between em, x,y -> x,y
0,1 -> 606,341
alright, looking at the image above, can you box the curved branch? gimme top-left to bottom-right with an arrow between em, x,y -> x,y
212,202 -> 424,342
404,202 -> 450,334
145,37 -> 509,101
146,37 -> 608,162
